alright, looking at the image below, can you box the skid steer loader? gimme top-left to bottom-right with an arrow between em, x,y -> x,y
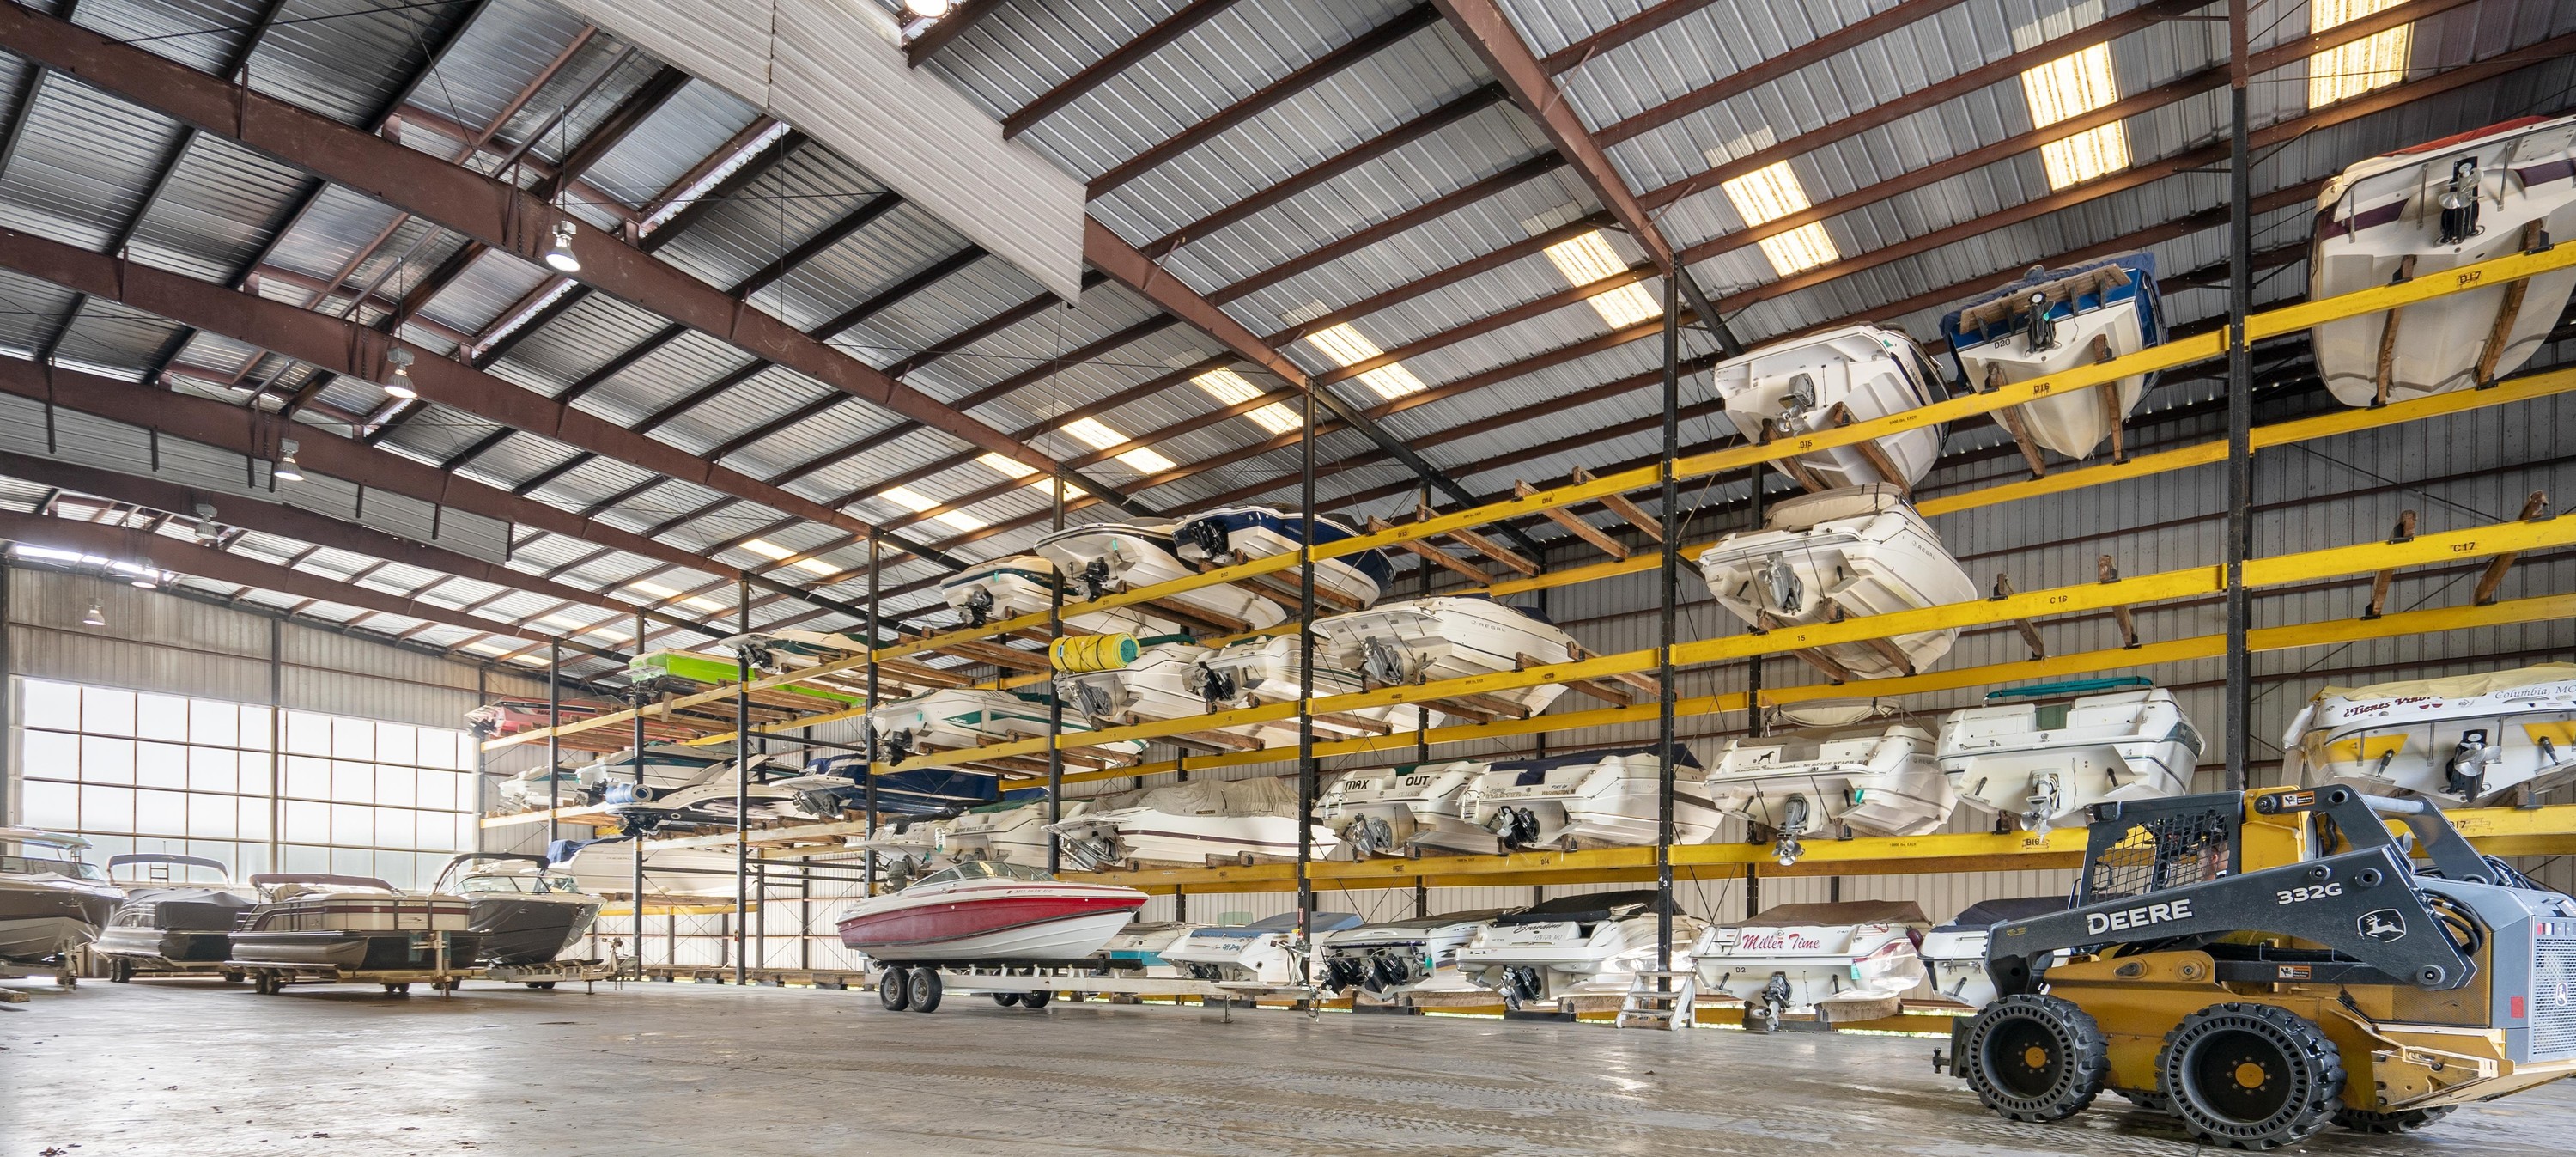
1941,785 -> 2576,1148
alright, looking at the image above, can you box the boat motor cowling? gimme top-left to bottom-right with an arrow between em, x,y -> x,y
1186,661 -> 1236,710
2445,730 -> 2500,798
605,782 -> 655,807
961,586 -> 993,627
1360,637 -> 1414,688
2438,156 -> 2483,246
1488,805 -> 1543,849
1078,558 -> 1113,600
1177,517 -> 1234,564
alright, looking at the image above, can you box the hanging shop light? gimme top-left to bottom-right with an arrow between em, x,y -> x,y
905,0 -> 954,17
382,346 -> 418,400
273,439 -> 305,482
543,220 -> 582,274
193,502 -> 221,545
81,600 -> 104,627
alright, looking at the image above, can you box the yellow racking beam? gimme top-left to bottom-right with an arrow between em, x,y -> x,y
482,238 -> 2576,754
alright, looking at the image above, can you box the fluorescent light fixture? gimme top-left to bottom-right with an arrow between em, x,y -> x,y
1191,368 -> 1303,435
878,484 -> 987,533
2020,44 -> 2130,190
2308,0 -> 2412,107
1059,417 -> 1176,474
1303,323 -> 1426,399
1719,161 -> 1842,276
738,536 -> 846,576
543,221 -> 582,273
1542,230 -> 1664,328
905,0 -> 952,17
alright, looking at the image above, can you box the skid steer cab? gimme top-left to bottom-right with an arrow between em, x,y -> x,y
1939,785 -> 2576,1148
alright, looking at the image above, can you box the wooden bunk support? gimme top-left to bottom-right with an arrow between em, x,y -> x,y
2373,253 -> 2419,407
1419,498 -> 1539,576
1990,573 -> 2048,661
2362,509 -> 2418,619
1821,403 -> 1910,493
2088,333 -> 2126,463
1983,363 -> 2048,478
1514,466 -> 1662,562
1822,598 -> 1914,676
1369,513 -> 1496,583
2471,491 -> 2552,606
2099,555 -> 2140,649
2475,222 -> 2551,386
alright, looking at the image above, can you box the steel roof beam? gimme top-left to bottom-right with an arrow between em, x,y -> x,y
1086,3 -> 1439,197
1003,0 -> 1244,139
905,0 -> 1005,67
1540,0 -> 1737,74
0,9 -> 1146,512
1210,154 -> 1565,305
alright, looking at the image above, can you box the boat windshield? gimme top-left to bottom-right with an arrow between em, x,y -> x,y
1,854 -> 108,882
459,872 -> 588,895
911,860 -> 1058,888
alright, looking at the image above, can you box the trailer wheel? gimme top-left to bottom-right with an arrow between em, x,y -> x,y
1021,989 -> 1051,1010
993,992 -> 1022,1007
878,968 -> 911,1012
906,967 -> 943,1014
253,972 -> 279,995
221,971 -> 244,985
107,958 -> 133,983
2159,1002 -> 2345,1150
526,981 -> 557,990
385,983 -> 411,995
2332,1105 -> 2454,1134
1961,995 -> 2110,1122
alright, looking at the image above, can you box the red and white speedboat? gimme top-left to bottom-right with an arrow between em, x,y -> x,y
835,860 -> 1145,964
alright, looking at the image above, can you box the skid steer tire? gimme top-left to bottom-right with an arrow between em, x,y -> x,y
2159,1002 -> 2345,1150
1960,994 -> 2111,1123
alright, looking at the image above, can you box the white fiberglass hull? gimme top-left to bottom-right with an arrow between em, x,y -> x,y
1057,643 -> 1217,726
873,910 -> 1138,964
1049,808 -> 1337,870
1460,913 -> 1705,1004
1314,762 -> 1479,857
869,689 -> 1146,762
1936,687 -> 2204,830
1705,724 -> 1956,842
2311,116 -> 2576,406
940,557 -> 1185,636
939,802 -> 1073,868
1921,928 -> 1998,1008
1159,931 -> 1304,985
1944,256 -> 2162,460
1710,325 -> 1946,489
556,845 -> 740,898
1698,501 -> 1976,680
1317,923 -> 1492,997
1451,753 -> 1722,854
1691,916 -> 1929,1015
1174,511 -> 1387,610
2282,664 -> 2576,806
1036,524 -> 1285,631
1194,634 -> 1422,736
1311,596 -> 1576,717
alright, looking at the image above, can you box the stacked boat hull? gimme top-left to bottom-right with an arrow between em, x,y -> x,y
1698,485 -> 1978,679
2282,663 -> 2576,806
1710,325 -> 1947,489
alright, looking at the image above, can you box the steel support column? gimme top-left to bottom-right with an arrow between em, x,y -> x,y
733,573 -> 750,984
862,532 -> 881,897
1655,271 -> 1680,983
547,641 -> 561,850
2223,1 -> 2255,791
630,607 -> 646,975
1047,474 -> 1066,874
1296,385 -> 1318,990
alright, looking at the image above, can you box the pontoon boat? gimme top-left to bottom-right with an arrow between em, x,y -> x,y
1935,677 -> 2204,830
226,874 -> 482,971
1697,484 -> 1978,679
93,854 -> 251,978
1690,899 -> 1931,1030
1709,324 -> 1948,489
2311,113 -> 2576,406
835,860 -> 1145,963
1940,252 -> 2165,460
2281,662 -> 2576,806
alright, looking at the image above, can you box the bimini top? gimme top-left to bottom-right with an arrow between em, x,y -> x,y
1489,747 -> 1704,777
0,826 -> 91,852
1189,911 -> 1364,939
1730,900 -> 1929,929
1935,896 -> 2071,932
1495,890 -> 1668,926
1983,676 -> 2154,701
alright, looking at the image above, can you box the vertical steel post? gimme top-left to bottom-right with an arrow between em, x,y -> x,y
1047,475 -> 1066,874
2223,0 -> 2256,791
473,668 -> 487,850
1296,386 -> 1318,986
862,531 -> 881,895
268,617 -> 283,872
732,573 -> 750,984
1745,471 -> 1765,739
1655,270 -> 1681,983
1,564 -> 11,827
546,640 -> 561,850
631,606 -> 646,970
1414,484 -> 1432,764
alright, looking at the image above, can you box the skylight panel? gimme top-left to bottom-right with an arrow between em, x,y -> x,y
2308,0 -> 2412,107
1718,161 -> 1842,276
1191,368 -> 1303,435
1060,417 -> 1176,474
1542,229 -> 1663,328
1304,323 -> 1427,399
2020,43 -> 2131,190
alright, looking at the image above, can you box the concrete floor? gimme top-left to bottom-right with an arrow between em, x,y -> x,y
3,977 -> 2570,1156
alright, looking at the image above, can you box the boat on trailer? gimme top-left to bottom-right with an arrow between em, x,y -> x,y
2281,662 -> 2576,807
1704,703 -> 1957,863
2311,113 -> 2576,406
1036,520 -> 1285,633
1090,920 -> 1199,977
432,853 -> 603,966
1934,677 -> 2205,831
1940,251 -> 2166,460
1161,911 -> 1364,985
1919,895 -> 2069,1009
939,554 -> 1184,636
1317,909 -> 1519,1000
226,874 -> 481,973
1697,484 -> 1979,680
1709,324 -> 1949,490
1173,505 -> 1394,611
864,687 -> 1146,764
1458,890 -> 1706,1010
1313,759 -> 1483,857
837,860 -> 1145,964
0,827 -> 121,975
94,854 -> 252,982
1189,633 -> 1426,736
1046,777 -> 1340,870
1690,899 -> 1931,1031
1310,594 -> 1577,720
1450,748 -> 1722,854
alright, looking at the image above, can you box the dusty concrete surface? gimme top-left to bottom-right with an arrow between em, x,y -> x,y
3,976 -> 2569,1155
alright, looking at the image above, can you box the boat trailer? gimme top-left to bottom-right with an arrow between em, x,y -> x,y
871,961 -> 1322,1021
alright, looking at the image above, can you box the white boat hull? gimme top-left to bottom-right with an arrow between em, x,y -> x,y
1936,685 -> 2204,830
1706,723 -> 1956,843
1922,927 -> 1998,1009
1174,511 -> 1387,609
1311,596 -> 1576,717
1049,809 -> 1335,869
1710,325 -> 1947,489
1314,762 -> 1479,856
1459,913 -> 1706,1004
2282,664 -> 2576,807
1699,492 -> 1978,679
1451,752 -> 1721,853
869,688 -> 1145,762
2311,116 -> 2576,406
940,801 -> 1074,868
1691,907 -> 1929,1018
1194,634 -> 1423,737
1036,524 -> 1285,631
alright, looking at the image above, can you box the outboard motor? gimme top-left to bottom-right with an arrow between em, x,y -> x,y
1781,372 -> 1819,416
1759,556 -> 1804,614
1747,972 -> 1794,1032
961,587 -> 993,628
1487,805 -> 1542,849
1178,516 -> 1233,565
1320,955 -> 1365,993
1078,558 -> 1113,600
2021,287 -> 2058,353
1056,831 -> 1120,872
1500,965 -> 1542,1009
1772,795 -> 1812,866
605,782 -> 656,807
1187,662 -> 1236,711
732,638 -> 774,674
879,728 -> 917,764
1369,953 -> 1425,993
1070,679 -> 1118,722
1360,637 -> 1413,688
2445,729 -> 2498,799
2438,157 -> 2482,246
1346,815 -> 1394,858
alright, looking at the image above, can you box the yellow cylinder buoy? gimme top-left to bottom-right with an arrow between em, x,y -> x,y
1050,633 -> 1139,673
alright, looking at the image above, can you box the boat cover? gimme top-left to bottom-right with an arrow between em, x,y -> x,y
2314,662 -> 2576,703
1932,896 -> 2069,932
1494,889 -> 1668,925
1731,900 -> 1928,929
